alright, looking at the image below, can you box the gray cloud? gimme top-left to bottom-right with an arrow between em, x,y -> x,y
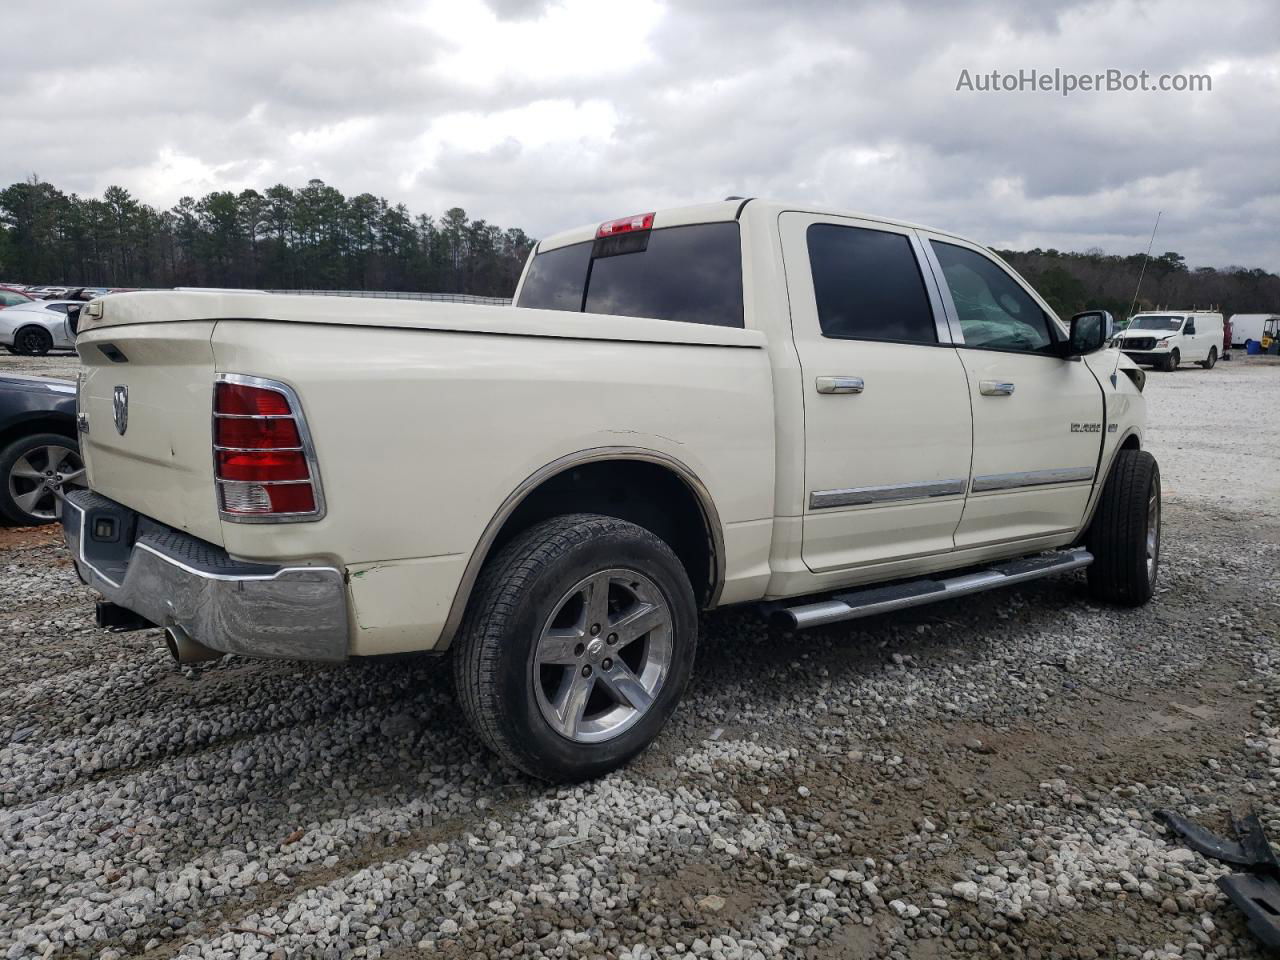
1,0 -> 1275,268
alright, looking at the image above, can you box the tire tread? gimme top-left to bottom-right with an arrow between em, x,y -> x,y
1086,449 -> 1158,605
452,513 -> 690,779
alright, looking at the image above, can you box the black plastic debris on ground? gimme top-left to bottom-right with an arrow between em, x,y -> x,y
1156,809 -> 1280,951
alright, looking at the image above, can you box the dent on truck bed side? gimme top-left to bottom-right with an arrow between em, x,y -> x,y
346,554 -> 470,655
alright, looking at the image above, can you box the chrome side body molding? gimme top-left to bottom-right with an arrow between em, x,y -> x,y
970,466 -> 1094,493
808,478 -> 967,510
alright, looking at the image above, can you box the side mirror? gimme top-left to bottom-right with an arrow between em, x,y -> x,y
1063,310 -> 1111,357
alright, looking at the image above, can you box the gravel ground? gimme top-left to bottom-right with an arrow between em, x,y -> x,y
0,353 -> 80,380
2,353 -> 1278,960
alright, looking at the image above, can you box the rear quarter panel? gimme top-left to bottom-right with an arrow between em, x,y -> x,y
211,320 -> 776,653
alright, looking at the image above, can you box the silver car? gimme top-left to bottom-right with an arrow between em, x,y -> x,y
0,300 -> 77,355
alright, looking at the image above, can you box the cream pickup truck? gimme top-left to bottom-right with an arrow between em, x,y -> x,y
63,199 -> 1158,781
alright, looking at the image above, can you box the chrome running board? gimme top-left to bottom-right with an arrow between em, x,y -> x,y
776,547 -> 1093,630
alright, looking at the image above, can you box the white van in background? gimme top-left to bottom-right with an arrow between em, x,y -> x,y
1229,314 -> 1280,351
1113,310 -> 1225,371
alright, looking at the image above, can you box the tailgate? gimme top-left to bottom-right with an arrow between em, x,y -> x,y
77,321 -> 223,545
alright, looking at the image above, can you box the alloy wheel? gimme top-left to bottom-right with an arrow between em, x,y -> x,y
7,444 -> 85,520
532,568 -> 673,744
1146,484 -> 1160,583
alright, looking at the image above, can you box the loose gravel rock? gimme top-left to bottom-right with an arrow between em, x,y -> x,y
1,355 -> 1277,959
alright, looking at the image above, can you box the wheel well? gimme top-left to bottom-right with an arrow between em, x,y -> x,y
489,459 -> 717,607
1119,434 -> 1140,452
0,416 -> 77,452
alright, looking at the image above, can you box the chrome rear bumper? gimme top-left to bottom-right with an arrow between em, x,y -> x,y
62,489 -> 349,661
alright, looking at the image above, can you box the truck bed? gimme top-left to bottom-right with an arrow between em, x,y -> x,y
74,291 -> 777,653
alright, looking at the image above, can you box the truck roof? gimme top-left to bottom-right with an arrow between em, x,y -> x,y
536,198 -> 970,253
1132,309 -> 1223,317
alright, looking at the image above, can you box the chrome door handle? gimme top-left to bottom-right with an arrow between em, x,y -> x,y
816,376 -> 864,395
979,380 -> 1015,396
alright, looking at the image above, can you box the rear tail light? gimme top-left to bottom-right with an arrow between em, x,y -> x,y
213,375 -> 325,522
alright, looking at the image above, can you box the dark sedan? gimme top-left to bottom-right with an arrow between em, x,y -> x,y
0,374 -> 83,525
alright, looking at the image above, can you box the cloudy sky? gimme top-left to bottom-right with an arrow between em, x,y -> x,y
6,0 -> 1278,267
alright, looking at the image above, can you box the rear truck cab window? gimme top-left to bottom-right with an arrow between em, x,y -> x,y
63,199 -> 1156,784
807,223 -> 937,344
517,220 -> 744,328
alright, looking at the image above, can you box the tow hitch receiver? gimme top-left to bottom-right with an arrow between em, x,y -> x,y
1156,809 -> 1280,950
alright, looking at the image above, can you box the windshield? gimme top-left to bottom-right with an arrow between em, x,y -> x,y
1129,315 -> 1183,331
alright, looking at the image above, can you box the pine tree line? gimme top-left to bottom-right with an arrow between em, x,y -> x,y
997,247 -> 1279,322
0,177 -> 535,296
1,175 -> 1277,317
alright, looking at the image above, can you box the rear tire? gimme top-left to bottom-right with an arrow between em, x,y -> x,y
452,513 -> 698,782
13,326 -> 52,356
1199,347 -> 1217,369
1086,450 -> 1160,606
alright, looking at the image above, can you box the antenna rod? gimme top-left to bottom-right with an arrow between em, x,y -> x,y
1126,211 -> 1162,322
1112,210 -> 1162,385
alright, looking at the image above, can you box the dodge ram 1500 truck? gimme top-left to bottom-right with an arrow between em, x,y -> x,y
63,199 -> 1157,781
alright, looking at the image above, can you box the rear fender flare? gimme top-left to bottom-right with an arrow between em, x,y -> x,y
437,445 -> 725,648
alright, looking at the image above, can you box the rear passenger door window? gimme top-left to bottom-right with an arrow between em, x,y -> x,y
930,241 -> 1055,354
807,224 -> 938,344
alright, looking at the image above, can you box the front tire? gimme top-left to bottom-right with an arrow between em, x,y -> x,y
1162,349 -> 1180,372
452,514 -> 698,782
1086,450 -> 1160,606
1199,347 -> 1217,369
